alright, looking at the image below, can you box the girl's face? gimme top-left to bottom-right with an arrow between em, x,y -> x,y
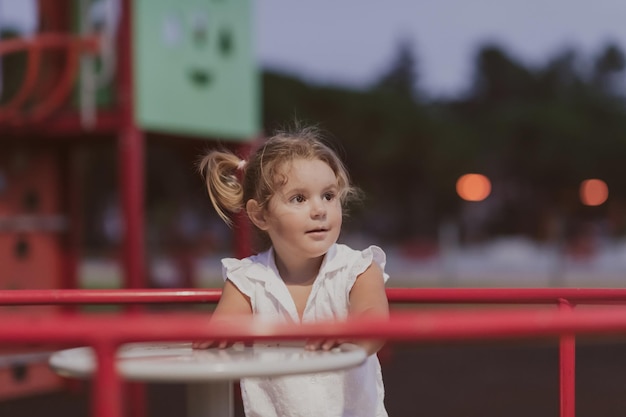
260,158 -> 342,262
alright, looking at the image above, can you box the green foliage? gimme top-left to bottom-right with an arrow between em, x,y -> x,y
374,38 -> 419,99
263,40 -> 626,241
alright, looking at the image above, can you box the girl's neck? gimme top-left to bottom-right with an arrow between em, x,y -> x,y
273,252 -> 324,285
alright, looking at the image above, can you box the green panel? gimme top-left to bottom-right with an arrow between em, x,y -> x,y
133,0 -> 259,140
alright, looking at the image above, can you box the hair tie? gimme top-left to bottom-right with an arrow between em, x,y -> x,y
237,160 -> 247,171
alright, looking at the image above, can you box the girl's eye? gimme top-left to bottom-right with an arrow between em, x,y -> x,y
291,194 -> 305,203
323,192 -> 336,201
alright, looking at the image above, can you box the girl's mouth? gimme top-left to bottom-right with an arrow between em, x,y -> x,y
306,228 -> 328,234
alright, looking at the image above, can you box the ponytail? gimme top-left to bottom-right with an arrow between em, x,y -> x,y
198,150 -> 246,226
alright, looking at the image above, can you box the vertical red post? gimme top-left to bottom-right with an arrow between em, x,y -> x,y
117,0 -> 145,291
233,207 -> 251,259
558,299 -> 575,417
59,147 -> 82,289
93,341 -> 123,417
117,2 -> 147,417
58,147 -> 82,317
119,127 -> 145,291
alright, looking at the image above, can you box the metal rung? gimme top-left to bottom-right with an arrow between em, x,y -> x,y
0,215 -> 68,233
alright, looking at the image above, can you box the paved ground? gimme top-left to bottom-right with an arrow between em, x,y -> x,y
1,339 -> 626,417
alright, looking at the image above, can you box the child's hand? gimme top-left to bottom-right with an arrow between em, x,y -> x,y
192,340 -> 232,349
304,339 -> 346,351
193,280 -> 253,350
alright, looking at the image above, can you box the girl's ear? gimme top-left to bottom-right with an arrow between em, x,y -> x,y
246,199 -> 269,230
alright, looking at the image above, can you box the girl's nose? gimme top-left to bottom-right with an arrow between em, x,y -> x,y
310,199 -> 327,218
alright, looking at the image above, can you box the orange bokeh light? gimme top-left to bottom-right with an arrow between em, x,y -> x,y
456,173 -> 491,202
580,179 -> 608,206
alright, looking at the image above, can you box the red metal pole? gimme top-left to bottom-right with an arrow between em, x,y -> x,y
1,307 -> 626,344
119,126 -> 146,291
384,287 -> 626,304
58,147 -> 82,315
6,288 -> 626,306
117,0 -> 145,292
59,148 -> 82,289
233,209 -> 251,259
93,341 -> 123,417
117,2 -> 147,417
559,299 -> 575,417
0,288 -> 221,305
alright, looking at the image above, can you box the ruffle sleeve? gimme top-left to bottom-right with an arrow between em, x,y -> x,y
346,245 -> 390,295
221,257 -> 256,299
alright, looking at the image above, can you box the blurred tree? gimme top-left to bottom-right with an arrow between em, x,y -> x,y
471,44 -> 534,102
446,41 -> 626,240
591,42 -> 625,96
262,42 -> 626,243
535,48 -> 584,99
373,37 -> 419,100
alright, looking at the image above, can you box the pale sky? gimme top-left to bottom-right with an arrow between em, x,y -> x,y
255,0 -> 626,97
2,0 -> 626,98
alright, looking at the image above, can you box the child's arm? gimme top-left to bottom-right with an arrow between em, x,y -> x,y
213,280 -> 253,316
347,262 -> 389,355
305,262 -> 389,355
192,280 -> 252,349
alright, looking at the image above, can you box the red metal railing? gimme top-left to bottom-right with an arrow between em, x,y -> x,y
3,288 -> 626,417
0,288 -> 221,305
5,287 -> 626,305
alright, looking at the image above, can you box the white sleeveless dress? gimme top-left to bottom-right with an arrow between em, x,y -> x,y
221,243 -> 389,417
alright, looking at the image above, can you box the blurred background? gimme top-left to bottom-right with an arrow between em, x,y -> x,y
2,0 -> 626,286
1,1 -> 626,416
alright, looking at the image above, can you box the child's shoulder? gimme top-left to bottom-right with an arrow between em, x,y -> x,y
334,243 -> 386,259
328,243 -> 388,274
221,249 -> 272,278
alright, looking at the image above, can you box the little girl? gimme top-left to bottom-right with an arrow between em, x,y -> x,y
194,126 -> 390,417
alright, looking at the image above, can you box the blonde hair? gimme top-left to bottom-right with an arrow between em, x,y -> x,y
198,126 -> 359,229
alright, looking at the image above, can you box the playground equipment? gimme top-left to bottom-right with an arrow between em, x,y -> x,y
133,0 -> 259,139
0,0 -> 258,400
